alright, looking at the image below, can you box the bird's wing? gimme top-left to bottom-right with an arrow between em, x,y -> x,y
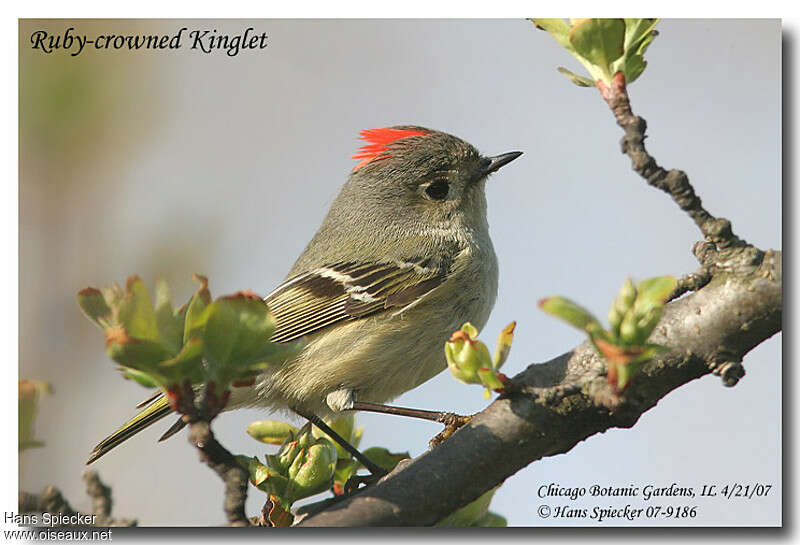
265,258 -> 450,343
86,258 -> 450,463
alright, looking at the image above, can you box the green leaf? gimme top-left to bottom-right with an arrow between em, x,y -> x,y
19,380 -> 52,451
461,322 -> 479,339
531,18 -> 573,50
477,368 -> 505,392
613,359 -> 644,391
608,277 -> 637,335
473,511 -> 507,527
612,19 -> 659,83
247,420 -> 299,445
81,274 -> 308,395
77,288 -> 112,329
249,456 -> 279,486
223,295 -> 278,362
536,18 -> 658,87
312,413 -> 359,460
597,338 -> 667,392
352,426 -> 363,451
275,437 -> 302,475
267,426 -> 338,505
539,296 -> 604,336
630,343 -> 668,364
637,306 -> 664,339
201,292 -> 286,386
624,55 -> 647,85
437,487 -> 499,526
248,456 -> 290,501
613,277 -> 637,313
568,18 -> 626,82
115,276 -> 160,343
333,459 -> 358,491
158,336 -> 204,385
557,66 -> 596,87
634,276 -> 677,314
105,326 -> 175,370
623,18 -> 659,55
284,439 -> 337,504
493,321 -> 516,370
182,274 -> 211,345
116,365 -> 160,388
359,447 -> 410,472
201,297 -> 240,367
154,277 -> 183,354
445,330 -> 492,385
101,283 -> 124,315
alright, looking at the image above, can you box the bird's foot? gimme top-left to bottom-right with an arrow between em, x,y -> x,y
429,413 -> 472,447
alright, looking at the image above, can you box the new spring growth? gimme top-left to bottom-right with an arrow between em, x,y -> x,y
310,413 -> 370,494
77,275 -> 304,399
247,414 -> 408,496
246,419 -> 300,445
539,276 -> 676,392
240,423 -> 338,514
248,415 -> 363,462
445,322 -> 516,399
436,486 -> 506,527
531,18 -> 659,88
19,380 -> 52,451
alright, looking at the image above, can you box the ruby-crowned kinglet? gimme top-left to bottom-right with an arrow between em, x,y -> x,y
88,126 -> 522,463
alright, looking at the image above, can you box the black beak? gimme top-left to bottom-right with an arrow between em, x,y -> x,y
483,151 -> 523,176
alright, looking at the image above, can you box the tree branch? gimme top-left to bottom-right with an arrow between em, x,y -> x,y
597,72 -> 747,251
170,381 -> 251,526
186,420 -> 250,526
18,471 -> 136,526
298,246 -> 780,526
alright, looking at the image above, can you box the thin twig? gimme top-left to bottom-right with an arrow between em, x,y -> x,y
187,420 -> 250,526
82,471 -> 112,521
597,72 -> 747,250
170,381 -> 250,526
18,473 -> 136,526
667,268 -> 713,302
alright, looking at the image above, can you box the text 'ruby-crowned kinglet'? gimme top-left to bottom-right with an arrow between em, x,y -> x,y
88,126 -> 522,463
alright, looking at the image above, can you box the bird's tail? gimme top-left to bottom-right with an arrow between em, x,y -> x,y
86,394 -> 184,464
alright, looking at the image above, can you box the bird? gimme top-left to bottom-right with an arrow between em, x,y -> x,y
87,125 -> 522,465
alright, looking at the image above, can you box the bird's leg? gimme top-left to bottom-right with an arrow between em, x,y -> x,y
349,401 -> 472,447
350,401 -> 469,424
292,408 -> 388,482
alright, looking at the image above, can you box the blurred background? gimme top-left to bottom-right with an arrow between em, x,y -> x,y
18,19 -> 781,526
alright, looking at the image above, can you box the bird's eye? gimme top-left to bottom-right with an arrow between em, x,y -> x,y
424,181 -> 449,201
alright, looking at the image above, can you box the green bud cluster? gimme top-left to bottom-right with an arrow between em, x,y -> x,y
531,18 -> 659,87
445,322 -> 516,399
609,276 -> 676,346
243,423 -> 338,512
246,414 -> 408,500
539,275 -> 676,392
77,275 -> 304,394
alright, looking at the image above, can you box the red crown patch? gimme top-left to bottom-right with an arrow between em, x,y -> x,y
351,128 -> 428,172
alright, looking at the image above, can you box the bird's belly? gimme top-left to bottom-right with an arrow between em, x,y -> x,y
252,284 -> 494,416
